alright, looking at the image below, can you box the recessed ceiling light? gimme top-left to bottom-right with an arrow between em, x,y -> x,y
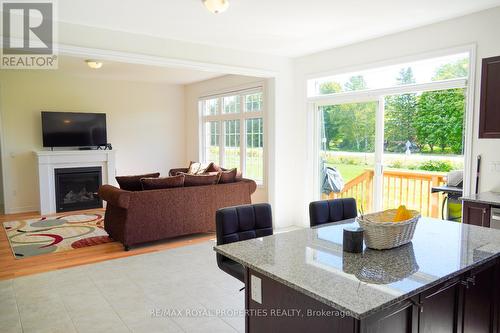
85,60 -> 103,69
202,0 -> 229,14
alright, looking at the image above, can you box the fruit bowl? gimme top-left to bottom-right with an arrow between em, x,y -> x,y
357,208 -> 420,250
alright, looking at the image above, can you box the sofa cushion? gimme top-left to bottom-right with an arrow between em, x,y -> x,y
116,172 -> 160,191
219,168 -> 238,183
183,173 -> 220,186
140,174 -> 185,190
187,161 -> 214,175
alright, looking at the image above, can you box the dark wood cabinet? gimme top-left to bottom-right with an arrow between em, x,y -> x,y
360,299 -> 418,333
462,262 -> 497,333
418,278 -> 462,333
246,260 -> 500,333
462,200 -> 490,227
479,56 -> 500,138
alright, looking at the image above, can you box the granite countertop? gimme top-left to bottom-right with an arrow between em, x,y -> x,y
461,191 -> 500,206
214,218 -> 500,319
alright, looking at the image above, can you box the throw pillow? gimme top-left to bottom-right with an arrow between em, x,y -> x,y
206,163 -> 222,173
219,168 -> 238,183
187,161 -> 214,175
116,172 -> 160,191
140,174 -> 185,190
183,172 -> 221,187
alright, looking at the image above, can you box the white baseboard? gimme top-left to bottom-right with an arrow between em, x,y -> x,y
5,205 -> 39,214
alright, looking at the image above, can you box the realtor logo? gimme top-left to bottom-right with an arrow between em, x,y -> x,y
1,1 -> 57,69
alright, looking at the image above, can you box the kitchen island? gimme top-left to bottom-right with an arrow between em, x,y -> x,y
214,218 -> 500,333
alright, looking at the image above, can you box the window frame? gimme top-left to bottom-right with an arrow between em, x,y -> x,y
306,46 -> 476,205
199,87 -> 265,186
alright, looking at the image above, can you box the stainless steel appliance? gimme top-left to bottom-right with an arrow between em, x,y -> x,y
431,170 -> 463,222
491,207 -> 500,230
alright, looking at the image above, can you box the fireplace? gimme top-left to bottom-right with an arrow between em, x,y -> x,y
54,167 -> 103,212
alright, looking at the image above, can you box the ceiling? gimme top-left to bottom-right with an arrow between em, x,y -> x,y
57,0 -> 500,57
55,56 -> 224,84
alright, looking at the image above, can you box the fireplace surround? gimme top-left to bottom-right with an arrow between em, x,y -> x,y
35,150 -> 116,214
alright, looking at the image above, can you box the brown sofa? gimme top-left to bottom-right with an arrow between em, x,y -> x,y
98,178 -> 256,250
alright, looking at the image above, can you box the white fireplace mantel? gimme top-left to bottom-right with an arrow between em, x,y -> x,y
34,150 -> 117,215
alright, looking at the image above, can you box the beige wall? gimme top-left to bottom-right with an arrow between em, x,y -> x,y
184,75 -> 270,204
0,71 -> 185,213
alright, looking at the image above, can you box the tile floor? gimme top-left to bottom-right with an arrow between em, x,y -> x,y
0,240 -> 245,333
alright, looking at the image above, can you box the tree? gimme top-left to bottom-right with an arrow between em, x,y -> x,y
414,59 -> 467,154
384,68 -> 418,152
344,75 -> 367,91
319,81 -> 342,94
416,89 -> 464,154
433,58 -> 468,81
319,77 -> 375,152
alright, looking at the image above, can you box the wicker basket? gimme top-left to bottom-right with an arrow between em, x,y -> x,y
357,209 -> 421,250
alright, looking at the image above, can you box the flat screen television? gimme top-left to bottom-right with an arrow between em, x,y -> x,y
41,111 -> 107,148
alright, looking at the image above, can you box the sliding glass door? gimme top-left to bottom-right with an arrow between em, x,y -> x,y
382,88 -> 466,218
315,87 -> 466,218
317,101 -> 378,213
311,51 -> 470,219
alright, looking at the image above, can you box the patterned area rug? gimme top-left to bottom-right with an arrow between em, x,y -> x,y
2,211 -> 111,259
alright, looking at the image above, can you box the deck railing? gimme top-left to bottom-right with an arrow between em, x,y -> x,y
324,169 -> 446,218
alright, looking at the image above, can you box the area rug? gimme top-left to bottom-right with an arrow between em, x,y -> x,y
2,211 -> 111,259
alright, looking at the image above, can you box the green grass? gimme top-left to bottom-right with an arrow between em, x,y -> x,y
326,163 -> 369,183
207,146 -> 263,182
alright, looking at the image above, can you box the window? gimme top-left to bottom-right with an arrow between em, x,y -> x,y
245,93 -> 263,112
223,95 -> 240,114
205,121 -> 220,164
309,50 -> 470,218
245,118 -> 264,181
200,88 -> 264,184
308,52 -> 469,97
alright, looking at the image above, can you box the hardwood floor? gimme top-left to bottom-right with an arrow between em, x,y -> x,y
0,209 -> 215,281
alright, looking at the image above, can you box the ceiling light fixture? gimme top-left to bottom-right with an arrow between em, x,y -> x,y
202,0 -> 229,14
85,59 -> 103,69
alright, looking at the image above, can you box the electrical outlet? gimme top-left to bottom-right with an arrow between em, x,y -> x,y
251,275 -> 262,304
491,162 -> 500,172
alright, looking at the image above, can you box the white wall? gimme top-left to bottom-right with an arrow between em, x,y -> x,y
291,7 -> 500,226
0,71 -> 185,213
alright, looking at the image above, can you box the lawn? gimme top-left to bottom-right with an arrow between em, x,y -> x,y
325,163 -> 369,183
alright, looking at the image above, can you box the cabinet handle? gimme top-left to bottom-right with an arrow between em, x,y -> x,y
466,276 -> 476,286
411,300 -> 424,313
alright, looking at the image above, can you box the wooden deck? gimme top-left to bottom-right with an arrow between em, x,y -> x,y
325,169 -> 446,217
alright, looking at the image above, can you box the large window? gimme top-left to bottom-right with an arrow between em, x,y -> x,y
310,51 -> 470,219
200,88 -> 264,184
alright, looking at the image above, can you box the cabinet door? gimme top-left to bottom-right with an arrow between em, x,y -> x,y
462,262 -> 497,333
419,278 -> 461,333
479,56 -> 500,138
360,299 -> 418,333
462,201 -> 490,227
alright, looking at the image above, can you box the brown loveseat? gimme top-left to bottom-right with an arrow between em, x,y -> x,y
98,178 -> 256,250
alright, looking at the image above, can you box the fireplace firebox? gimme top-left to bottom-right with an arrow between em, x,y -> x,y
54,167 -> 103,212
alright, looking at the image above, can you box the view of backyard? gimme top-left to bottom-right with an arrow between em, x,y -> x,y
317,54 -> 468,218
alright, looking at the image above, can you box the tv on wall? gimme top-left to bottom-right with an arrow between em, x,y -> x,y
41,111 -> 107,148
